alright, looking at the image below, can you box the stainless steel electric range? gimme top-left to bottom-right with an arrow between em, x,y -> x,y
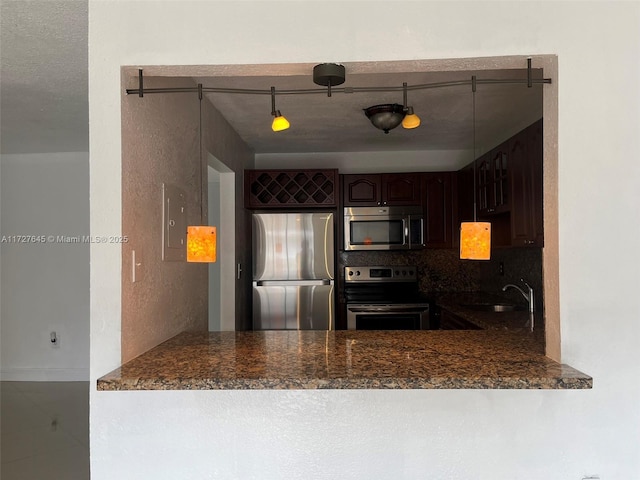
344,265 -> 432,330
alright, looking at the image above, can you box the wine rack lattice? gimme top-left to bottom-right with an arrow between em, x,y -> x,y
246,169 -> 337,208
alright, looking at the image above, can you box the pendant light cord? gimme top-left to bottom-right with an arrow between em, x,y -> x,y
198,84 -> 204,224
472,75 -> 477,223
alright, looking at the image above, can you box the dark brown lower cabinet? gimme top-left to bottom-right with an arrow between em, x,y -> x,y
439,309 -> 482,330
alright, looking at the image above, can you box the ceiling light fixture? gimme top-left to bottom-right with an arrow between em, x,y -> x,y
364,82 -> 422,133
127,60 -> 551,135
401,82 -> 421,129
364,103 -> 406,134
270,86 -> 290,132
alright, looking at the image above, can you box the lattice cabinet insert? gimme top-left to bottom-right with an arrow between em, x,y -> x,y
245,169 -> 338,208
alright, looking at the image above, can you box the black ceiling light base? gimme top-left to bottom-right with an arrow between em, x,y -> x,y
313,63 -> 346,97
364,104 -> 406,134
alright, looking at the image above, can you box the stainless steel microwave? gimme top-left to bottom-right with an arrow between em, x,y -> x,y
343,206 -> 423,251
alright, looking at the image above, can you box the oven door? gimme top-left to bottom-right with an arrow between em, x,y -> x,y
346,304 -> 430,330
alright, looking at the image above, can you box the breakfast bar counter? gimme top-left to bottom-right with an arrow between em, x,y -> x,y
97,330 -> 591,391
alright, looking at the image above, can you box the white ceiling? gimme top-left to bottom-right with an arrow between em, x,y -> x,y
197,69 -> 543,154
1,1 -> 543,157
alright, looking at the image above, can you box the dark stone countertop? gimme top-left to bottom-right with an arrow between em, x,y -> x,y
431,291 -> 543,330
97,329 -> 591,391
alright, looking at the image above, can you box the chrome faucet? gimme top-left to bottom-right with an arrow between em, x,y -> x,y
502,279 -> 534,313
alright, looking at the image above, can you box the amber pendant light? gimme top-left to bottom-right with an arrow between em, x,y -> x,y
460,76 -> 491,260
187,226 -> 216,262
460,222 -> 491,260
187,84 -> 217,263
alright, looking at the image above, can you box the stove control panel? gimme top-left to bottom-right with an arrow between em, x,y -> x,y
344,266 -> 417,282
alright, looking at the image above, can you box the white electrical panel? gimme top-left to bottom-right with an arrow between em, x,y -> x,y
162,183 -> 187,261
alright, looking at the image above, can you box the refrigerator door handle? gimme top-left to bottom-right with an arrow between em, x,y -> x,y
254,279 -> 333,287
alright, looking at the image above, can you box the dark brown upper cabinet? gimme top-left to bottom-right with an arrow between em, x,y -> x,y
245,169 -> 338,209
421,172 -> 454,248
529,120 -> 544,246
457,118 -> 544,249
510,119 -> 543,246
343,173 -> 421,207
477,140 -> 510,216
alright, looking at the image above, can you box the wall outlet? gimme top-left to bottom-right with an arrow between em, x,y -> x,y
50,331 -> 60,347
499,261 -> 504,276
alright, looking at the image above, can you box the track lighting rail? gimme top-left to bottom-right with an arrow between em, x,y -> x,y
125,70 -> 551,98
125,60 -> 550,134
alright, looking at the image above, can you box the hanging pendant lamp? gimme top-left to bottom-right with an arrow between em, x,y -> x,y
460,222 -> 491,260
187,226 -> 217,262
460,76 -> 491,260
187,84 -> 217,263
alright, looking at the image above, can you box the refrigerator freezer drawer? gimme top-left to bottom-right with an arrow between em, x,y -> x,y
253,285 -> 334,330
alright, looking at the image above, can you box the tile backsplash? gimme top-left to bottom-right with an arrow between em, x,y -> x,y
477,247 -> 543,311
340,249 -> 480,292
340,247 -> 542,306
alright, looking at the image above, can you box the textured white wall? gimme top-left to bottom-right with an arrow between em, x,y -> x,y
1,152 -> 89,380
255,149 -> 472,173
121,76 -> 208,363
89,1 -> 640,479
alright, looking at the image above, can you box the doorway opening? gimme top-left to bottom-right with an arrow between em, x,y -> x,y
207,155 -> 235,331
121,55 -> 559,359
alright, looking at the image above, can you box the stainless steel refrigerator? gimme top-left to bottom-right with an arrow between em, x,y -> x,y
252,212 -> 334,330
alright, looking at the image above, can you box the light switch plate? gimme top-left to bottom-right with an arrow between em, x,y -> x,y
132,249 -> 142,282
162,183 -> 187,261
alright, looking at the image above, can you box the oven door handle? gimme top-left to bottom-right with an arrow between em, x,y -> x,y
347,306 -> 429,313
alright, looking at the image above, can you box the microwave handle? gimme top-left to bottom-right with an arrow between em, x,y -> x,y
408,215 -> 424,248
403,218 -> 409,246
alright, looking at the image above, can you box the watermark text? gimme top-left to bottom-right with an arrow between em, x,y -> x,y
1,234 -> 128,244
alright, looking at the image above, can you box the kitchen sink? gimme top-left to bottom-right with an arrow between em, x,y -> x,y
461,303 -> 525,312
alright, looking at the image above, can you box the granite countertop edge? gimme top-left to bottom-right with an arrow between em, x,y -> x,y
98,376 -> 593,391
97,330 -> 592,392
